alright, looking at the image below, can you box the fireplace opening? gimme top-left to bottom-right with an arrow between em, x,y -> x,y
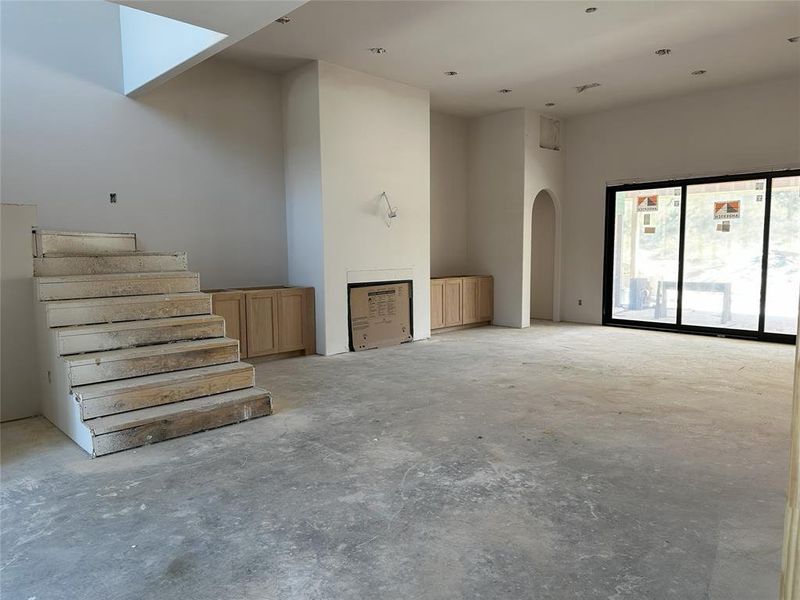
347,280 -> 414,351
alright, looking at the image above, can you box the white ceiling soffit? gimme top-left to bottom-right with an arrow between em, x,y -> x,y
111,0 -> 306,96
219,0 -> 800,117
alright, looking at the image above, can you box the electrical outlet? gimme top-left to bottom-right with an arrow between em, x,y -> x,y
110,193 -> 117,204
578,298 -> 583,306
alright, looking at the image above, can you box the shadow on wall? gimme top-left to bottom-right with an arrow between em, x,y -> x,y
1,1 -> 123,92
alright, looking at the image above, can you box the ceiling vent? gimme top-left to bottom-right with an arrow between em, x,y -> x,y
575,82 -> 601,94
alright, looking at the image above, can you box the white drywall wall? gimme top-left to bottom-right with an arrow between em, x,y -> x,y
523,110 -> 564,325
466,109 -> 527,327
1,204 -> 39,421
465,109 -> 564,328
430,111 -> 468,277
318,62 -> 431,354
561,76 -> 800,324
282,62 -> 326,350
1,1 -> 287,290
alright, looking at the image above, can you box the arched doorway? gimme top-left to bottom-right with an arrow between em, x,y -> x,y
531,190 -> 557,322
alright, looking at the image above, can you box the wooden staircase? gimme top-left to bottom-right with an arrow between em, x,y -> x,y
33,230 -> 272,456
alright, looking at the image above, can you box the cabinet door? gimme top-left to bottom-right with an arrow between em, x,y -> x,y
245,290 -> 279,357
478,276 -> 493,321
430,280 -> 445,329
277,288 -> 306,351
462,277 -> 480,324
444,278 -> 463,327
211,292 -> 247,358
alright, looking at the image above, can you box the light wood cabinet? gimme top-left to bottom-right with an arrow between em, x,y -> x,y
277,287 -> 313,352
209,286 -> 315,359
478,276 -> 493,321
431,275 -> 493,332
430,279 -> 445,330
211,291 -> 248,357
245,290 -> 279,357
462,277 -> 480,324
444,278 -> 463,327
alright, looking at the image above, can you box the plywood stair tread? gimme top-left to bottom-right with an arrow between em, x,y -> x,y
34,229 -> 136,237
36,271 -> 199,283
72,362 -> 254,401
64,337 -> 237,367
86,387 -> 271,435
46,291 -> 209,309
40,251 -> 180,258
57,314 -> 224,339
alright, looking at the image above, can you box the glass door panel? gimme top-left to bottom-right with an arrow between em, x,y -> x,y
611,187 -> 681,323
682,179 -> 766,330
765,176 -> 800,334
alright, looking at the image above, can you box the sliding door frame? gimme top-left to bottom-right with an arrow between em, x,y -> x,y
602,168 -> 800,345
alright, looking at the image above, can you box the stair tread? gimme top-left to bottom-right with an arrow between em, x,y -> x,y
72,362 -> 254,400
57,314 -> 224,337
46,291 -> 209,308
41,251 -> 181,258
37,271 -> 198,283
64,337 -> 238,366
86,386 -> 270,435
34,229 -> 135,237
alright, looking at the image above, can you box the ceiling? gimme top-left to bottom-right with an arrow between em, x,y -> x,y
219,0 -> 800,118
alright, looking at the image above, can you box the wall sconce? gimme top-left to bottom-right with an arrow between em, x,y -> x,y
381,191 -> 398,227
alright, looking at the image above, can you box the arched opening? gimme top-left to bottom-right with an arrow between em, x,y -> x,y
530,189 -> 557,323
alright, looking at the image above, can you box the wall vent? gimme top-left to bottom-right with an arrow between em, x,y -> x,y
539,116 -> 560,151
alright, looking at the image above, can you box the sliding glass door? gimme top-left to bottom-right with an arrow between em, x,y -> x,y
610,187 -> 681,323
682,179 -> 766,330
765,176 -> 800,334
603,169 -> 799,343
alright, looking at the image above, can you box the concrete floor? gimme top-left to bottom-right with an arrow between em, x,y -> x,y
1,323 -> 795,600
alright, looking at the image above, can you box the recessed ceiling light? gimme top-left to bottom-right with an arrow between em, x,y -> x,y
545,102 -> 556,107
654,48 -> 672,56
788,36 -> 800,43
585,7 -> 597,13
691,69 -> 707,76
575,82 -> 601,93
444,71 -> 459,76
369,47 -> 387,55
498,88 -> 512,94
275,16 -> 291,24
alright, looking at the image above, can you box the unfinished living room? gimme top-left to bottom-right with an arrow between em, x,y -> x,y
1,1 -> 800,599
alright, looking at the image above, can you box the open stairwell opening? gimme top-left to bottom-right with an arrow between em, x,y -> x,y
32,229 -> 272,457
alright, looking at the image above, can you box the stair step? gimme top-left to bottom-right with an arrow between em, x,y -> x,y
46,292 -> 211,327
73,362 -> 255,419
56,315 -> 225,355
64,338 -> 240,386
34,252 -> 187,276
37,271 -> 200,301
34,230 -> 137,256
87,387 -> 272,456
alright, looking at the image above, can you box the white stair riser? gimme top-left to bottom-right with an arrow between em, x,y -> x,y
67,343 -> 239,386
58,318 -> 224,355
35,231 -> 137,256
47,295 -> 211,327
34,253 -> 187,276
77,366 -> 255,419
38,274 -> 199,301
91,393 -> 271,456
